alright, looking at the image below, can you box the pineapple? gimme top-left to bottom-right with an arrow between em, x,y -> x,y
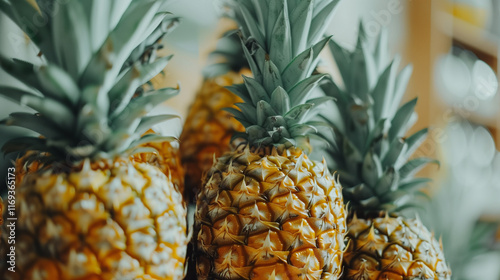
194,0 -> 346,279
0,1 -> 188,279
320,25 -> 452,279
180,31 -> 247,203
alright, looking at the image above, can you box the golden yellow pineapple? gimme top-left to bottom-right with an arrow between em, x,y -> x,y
180,32 -> 248,202
180,72 -> 245,200
196,147 -> 345,279
344,214 -> 450,279
14,151 -> 42,186
194,0 -> 346,279
4,159 -> 186,279
0,1 -> 188,279
319,25 -> 451,279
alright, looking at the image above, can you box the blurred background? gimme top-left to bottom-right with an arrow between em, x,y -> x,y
1,0 -> 500,278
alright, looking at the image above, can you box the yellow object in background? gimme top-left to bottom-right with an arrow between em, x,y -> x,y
452,2 -> 489,27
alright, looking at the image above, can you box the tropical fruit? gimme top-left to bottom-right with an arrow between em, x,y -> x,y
320,25 -> 452,279
0,1 -> 188,279
194,0 -> 347,279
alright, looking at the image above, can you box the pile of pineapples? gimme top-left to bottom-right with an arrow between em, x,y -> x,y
0,0 -> 453,279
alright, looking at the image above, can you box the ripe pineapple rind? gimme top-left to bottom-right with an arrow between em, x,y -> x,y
196,146 -> 346,279
0,0 -> 180,163
321,25 -> 438,215
1,159 -> 188,279
225,0 -> 340,152
345,215 -> 451,280
180,70 -> 246,202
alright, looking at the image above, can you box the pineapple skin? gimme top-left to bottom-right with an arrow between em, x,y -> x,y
343,215 -> 451,280
14,151 -> 42,187
195,147 -> 346,280
0,159 -> 188,280
14,133 -> 185,196
180,70 -> 247,203
133,130 -> 185,196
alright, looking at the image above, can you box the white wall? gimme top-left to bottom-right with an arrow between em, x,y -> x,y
329,0 -> 407,52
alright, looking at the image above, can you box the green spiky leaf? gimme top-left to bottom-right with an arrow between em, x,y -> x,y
388,98 -> 417,141
0,0 -> 180,163
226,0 -> 340,152
320,24 -> 434,215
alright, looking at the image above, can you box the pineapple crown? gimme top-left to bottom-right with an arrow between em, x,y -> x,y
123,11 -> 180,75
202,30 -> 248,78
0,0 -> 180,165
321,24 -> 438,215
225,0 -> 340,153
